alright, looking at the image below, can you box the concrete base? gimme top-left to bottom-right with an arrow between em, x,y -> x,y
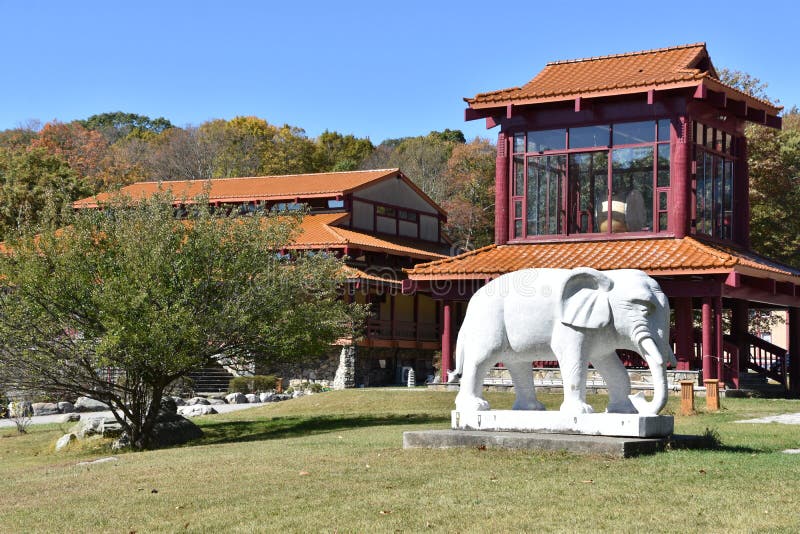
403,429 -> 676,457
452,410 -> 674,438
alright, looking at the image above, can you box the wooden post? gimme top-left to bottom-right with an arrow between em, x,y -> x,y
680,380 -> 696,416
731,300 -> 749,376
495,132 -> 509,245
675,297 -> 694,370
704,379 -> 720,411
702,297 -> 715,380
669,116 -> 690,238
789,307 -> 800,396
441,301 -> 452,383
715,296 -> 724,383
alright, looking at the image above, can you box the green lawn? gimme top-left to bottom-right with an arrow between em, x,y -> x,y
2,390 -> 800,533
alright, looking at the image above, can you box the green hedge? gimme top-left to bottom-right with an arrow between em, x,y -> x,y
228,375 -> 278,394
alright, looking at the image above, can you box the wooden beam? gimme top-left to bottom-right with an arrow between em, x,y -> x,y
575,97 -> 582,112
657,278 -> 722,298
506,104 -> 514,119
694,84 -> 707,100
766,114 -> 783,129
707,89 -> 727,109
485,116 -> 500,129
747,107 -> 767,124
726,98 -> 747,117
464,107 -> 483,122
647,89 -> 655,105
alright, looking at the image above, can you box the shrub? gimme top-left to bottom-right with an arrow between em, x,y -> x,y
228,375 -> 278,394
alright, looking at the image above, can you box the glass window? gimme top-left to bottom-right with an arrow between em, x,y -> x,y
376,205 -> 396,217
527,129 -> 566,152
610,147 -> 654,232
569,125 -> 610,148
657,144 -> 670,187
327,199 -> 344,209
658,119 -> 671,142
513,133 -> 525,153
526,155 -> 565,236
568,151 -> 608,233
613,121 -> 655,145
513,155 -> 524,196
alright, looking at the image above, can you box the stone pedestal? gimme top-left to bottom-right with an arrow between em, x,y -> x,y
451,410 -> 674,438
332,345 -> 356,390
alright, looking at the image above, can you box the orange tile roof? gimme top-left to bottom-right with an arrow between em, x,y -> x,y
406,237 -> 800,283
73,169 -> 403,208
341,265 -> 401,286
292,213 -> 446,260
467,43 -> 781,114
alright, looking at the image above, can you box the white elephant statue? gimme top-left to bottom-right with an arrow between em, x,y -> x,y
450,267 -> 676,415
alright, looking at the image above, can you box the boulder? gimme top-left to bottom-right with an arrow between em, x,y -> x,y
186,397 -> 210,406
259,392 -> 275,403
177,405 -> 218,417
55,433 -> 76,452
225,392 -> 248,404
245,394 -> 258,403
149,411 -> 203,447
32,402 -> 60,416
207,398 -> 225,405
70,416 -> 122,438
271,394 -> 291,402
160,397 -> 178,415
74,397 -> 109,412
7,401 -> 32,418
58,413 -> 81,423
292,390 -> 305,399
58,401 -> 76,414
171,396 -> 186,407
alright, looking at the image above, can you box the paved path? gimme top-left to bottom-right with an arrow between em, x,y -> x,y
0,402 -> 268,428
735,413 -> 800,425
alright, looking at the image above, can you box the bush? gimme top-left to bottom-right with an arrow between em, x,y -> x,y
228,375 -> 278,394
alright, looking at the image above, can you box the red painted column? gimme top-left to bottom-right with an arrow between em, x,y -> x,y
702,297 -> 714,380
494,132 -> 509,245
789,307 -> 800,396
715,296 -> 724,383
669,116 -> 690,238
675,297 -> 694,370
441,301 -> 452,382
731,300 -> 749,379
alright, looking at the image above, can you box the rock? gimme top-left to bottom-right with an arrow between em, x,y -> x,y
225,392 -> 248,404
291,390 -> 305,399
55,433 -> 76,452
271,394 -> 291,402
149,411 -> 203,447
58,401 -> 76,413
245,394 -> 258,403
32,402 -> 60,416
171,396 -> 186,406
186,397 -> 210,406
58,413 -> 81,423
207,398 -> 225,405
76,456 -> 118,466
70,416 -> 121,438
259,392 -> 275,402
111,434 -> 131,451
7,401 -> 32,418
74,397 -> 109,412
160,397 -> 178,415
177,405 -> 218,417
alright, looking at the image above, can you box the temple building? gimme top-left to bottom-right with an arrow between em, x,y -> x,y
405,43 -> 800,395
74,169 -> 450,388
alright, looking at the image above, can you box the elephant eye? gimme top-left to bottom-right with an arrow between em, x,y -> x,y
632,299 -> 656,315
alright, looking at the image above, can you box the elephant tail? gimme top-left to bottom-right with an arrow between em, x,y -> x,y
446,332 -> 465,383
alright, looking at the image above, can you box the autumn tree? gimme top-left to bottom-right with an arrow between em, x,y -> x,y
440,139 -> 496,250
80,112 -> 174,143
0,146 -> 87,238
0,193 -> 366,449
313,130 -> 373,171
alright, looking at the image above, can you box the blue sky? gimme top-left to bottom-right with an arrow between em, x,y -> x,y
1,1 -> 797,143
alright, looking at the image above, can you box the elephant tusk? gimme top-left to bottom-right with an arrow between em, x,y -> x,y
628,337 -> 669,415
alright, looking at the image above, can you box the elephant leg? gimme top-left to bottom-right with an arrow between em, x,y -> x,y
506,360 -> 544,410
557,355 -> 594,414
454,353 -> 492,412
591,353 -> 637,414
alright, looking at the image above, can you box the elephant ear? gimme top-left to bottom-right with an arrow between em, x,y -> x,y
559,268 -> 614,329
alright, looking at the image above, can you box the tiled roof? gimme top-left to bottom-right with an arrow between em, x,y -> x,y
467,43 -> 781,114
341,265 -> 401,286
292,213 -> 446,260
73,169 -> 403,208
406,237 -> 800,282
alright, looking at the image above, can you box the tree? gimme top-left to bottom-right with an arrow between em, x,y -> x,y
79,112 -> 174,143
30,121 -> 110,192
0,194 -> 366,449
312,130 -> 373,172
440,139 -> 496,250
0,146 -> 87,239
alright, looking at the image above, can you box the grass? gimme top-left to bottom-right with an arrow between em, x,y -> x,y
2,390 -> 800,532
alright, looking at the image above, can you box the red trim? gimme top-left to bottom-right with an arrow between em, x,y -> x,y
441,301 -> 452,380
702,297 -> 714,379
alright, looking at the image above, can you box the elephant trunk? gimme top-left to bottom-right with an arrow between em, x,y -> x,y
629,337 -> 669,415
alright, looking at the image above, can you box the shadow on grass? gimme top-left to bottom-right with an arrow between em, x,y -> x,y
194,413 -> 448,447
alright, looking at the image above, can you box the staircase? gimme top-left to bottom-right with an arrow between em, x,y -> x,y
187,363 -> 236,394
733,370 -> 788,398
